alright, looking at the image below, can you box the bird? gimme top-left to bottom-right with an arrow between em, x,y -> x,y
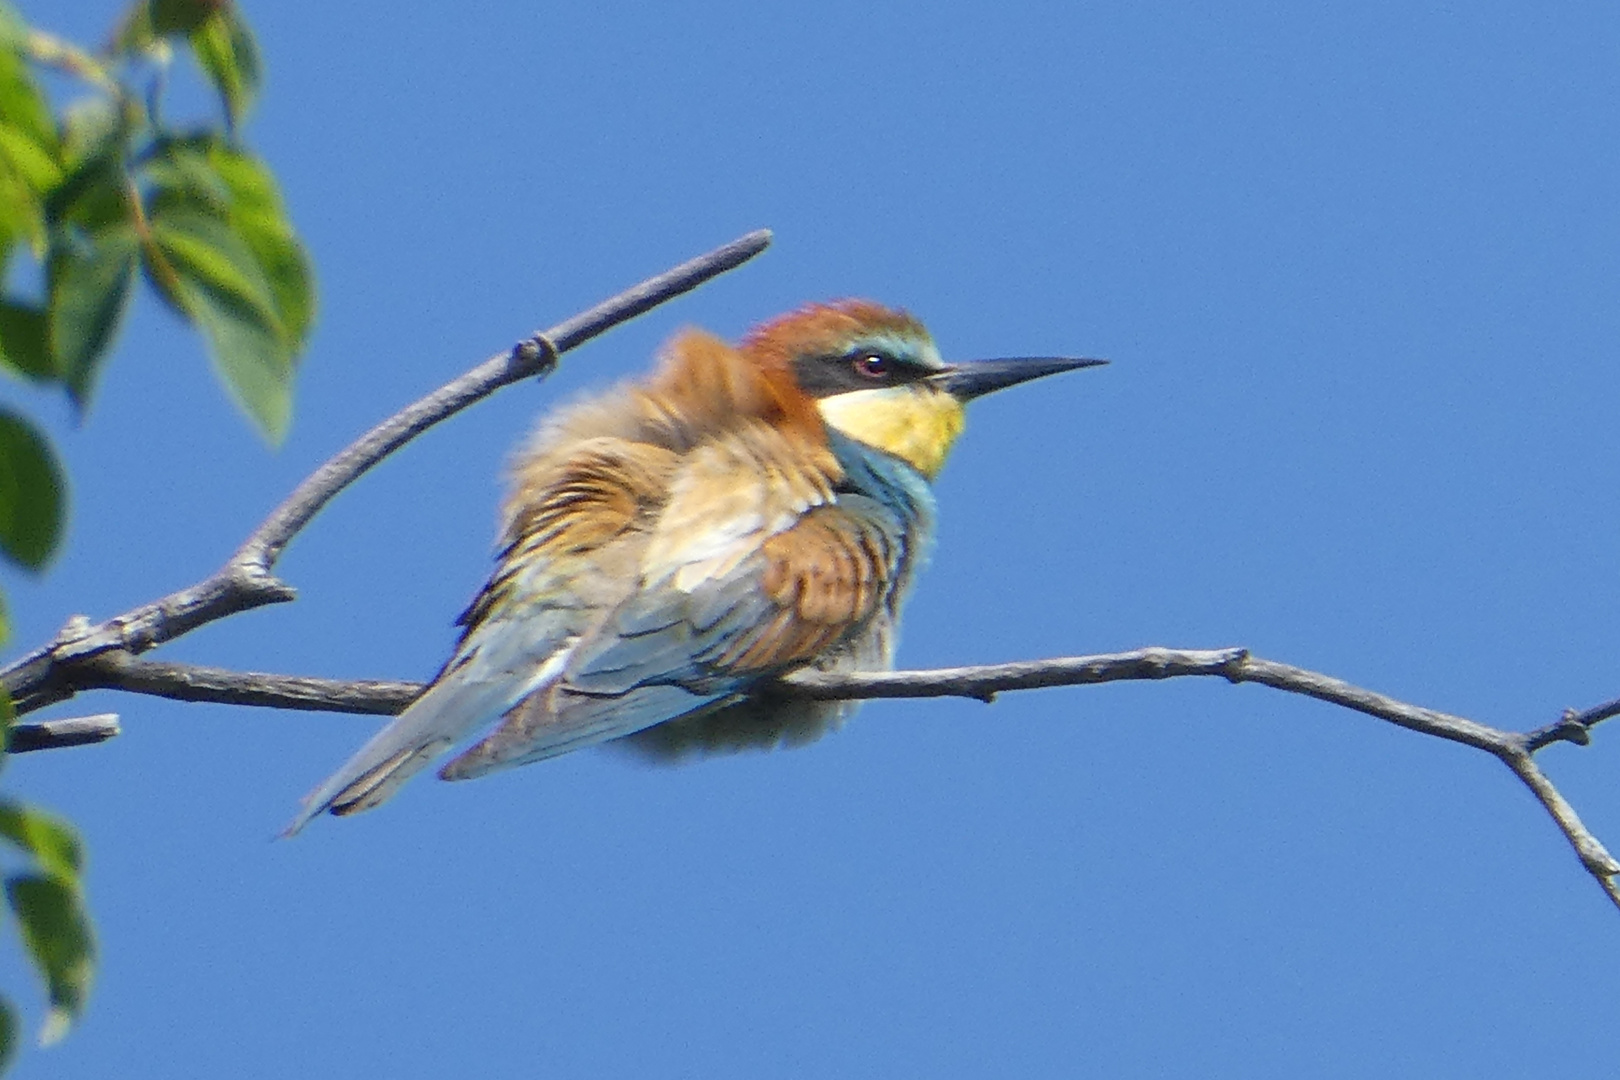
285,300 -> 1103,834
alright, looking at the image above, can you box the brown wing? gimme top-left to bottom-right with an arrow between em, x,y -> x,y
455,437 -> 678,637
437,493 -> 906,781
612,498 -> 906,763
711,501 -> 897,672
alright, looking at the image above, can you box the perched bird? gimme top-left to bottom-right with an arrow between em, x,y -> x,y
286,300 -> 1102,833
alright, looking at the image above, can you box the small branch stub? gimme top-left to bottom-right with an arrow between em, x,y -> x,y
10,714 -> 121,753
513,336 -> 559,378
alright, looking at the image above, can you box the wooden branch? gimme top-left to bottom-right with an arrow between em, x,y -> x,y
36,645 -> 1620,913
9,714 -> 120,753
0,230 -> 772,717
69,653 -> 420,715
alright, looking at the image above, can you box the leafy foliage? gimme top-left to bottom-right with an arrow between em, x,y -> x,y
19,0 -> 311,439
0,408 -> 61,569
0,803 -> 92,1048
0,0 -> 310,1068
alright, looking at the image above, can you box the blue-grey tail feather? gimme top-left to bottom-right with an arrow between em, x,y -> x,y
282,671 -> 528,836
437,683 -> 736,780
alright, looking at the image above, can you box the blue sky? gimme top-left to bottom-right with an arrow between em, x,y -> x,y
10,1 -> 1620,1076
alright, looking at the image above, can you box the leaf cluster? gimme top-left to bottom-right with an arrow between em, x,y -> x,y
4,0 -> 313,443
0,0 -> 312,1066
0,787 -> 92,1070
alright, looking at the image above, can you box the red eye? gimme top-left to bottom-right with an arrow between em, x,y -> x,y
853,354 -> 890,379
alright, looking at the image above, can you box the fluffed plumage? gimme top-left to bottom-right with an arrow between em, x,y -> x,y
285,301 -> 1101,833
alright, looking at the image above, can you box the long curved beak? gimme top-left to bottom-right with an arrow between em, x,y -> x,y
931,356 -> 1108,401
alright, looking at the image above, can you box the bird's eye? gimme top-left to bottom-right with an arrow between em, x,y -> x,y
853,353 -> 891,379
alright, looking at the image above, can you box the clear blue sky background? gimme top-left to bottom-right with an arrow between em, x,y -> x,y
10,1 -> 1620,1076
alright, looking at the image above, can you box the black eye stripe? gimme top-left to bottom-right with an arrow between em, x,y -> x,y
791,347 -> 932,398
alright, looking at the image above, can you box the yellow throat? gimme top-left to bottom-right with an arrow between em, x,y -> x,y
815,385 -> 966,480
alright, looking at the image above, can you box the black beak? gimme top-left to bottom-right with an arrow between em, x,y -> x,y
931,356 -> 1108,401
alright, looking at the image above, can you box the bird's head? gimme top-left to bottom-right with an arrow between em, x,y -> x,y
742,300 -> 1105,479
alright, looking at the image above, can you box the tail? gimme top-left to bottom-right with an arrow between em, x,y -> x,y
281,657 -> 548,837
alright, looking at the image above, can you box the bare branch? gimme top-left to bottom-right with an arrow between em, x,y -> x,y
21,642 -> 1620,910
1496,749 -> 1620,913
70,654 -> 420,715
0,230 -> 772,717
9,648 -> 1557,762
783,649 -> 1510,751
1227,656 -> 1511,753
780,648 -> 1247,703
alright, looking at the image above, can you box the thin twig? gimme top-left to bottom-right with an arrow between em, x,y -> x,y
25,30 -> 120,93
1496,749 -> 1620,913
1228,656 -> 1508,753
780,648 -> 1247,703
0,230 -> 772,717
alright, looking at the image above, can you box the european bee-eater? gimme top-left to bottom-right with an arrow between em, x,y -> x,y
286,300 -> 1102,833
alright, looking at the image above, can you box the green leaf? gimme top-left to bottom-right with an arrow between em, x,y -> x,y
0,4 -> 26,49
148,205 -> 280,330
109,0 -> 157,54
150,0 -> 222,35
6,875 -> 93,1046
46,224 -> 138,406
0,175 -> 28,261
207,145 -> 314,345
191,9 -> 260,126
147,206 -> 293,440
0,42 -> 62,254
142,152 -> 310,439
0,39 -> 60,161
0,300 -> 53,381
0,803 -> 80,883
43,152 -> 131,232
0,997 -> 16,1075
145,140 -> 231,216
61,98 -> 121,173
148,140 -> 315,346
145,142 -> 317,348
0,410 -> 62,570
42,161 -> 137,405
0,126 -> 60,197
169,269 -> 291,441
